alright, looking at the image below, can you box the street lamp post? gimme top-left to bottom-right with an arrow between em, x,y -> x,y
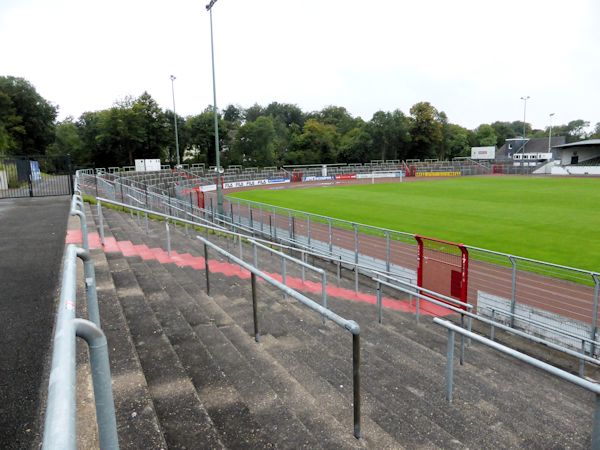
548,113 -> 555,152
520,96 -> 530,139
169,75 -> 181,167
206,0 -> 223,217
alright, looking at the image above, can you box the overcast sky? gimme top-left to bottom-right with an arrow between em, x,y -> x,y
2,0 -> 599,131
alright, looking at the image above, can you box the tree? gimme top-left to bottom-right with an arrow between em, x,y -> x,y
231,116 -> 276,166
244,103 -> 264,123
264,102 -> 305,129
408,102 -> 443,160
368,110 -> 411,161
313,106 -> 357,135
445,124 -> 471,158
0,76 -> 57,156
474,124 -> 498,147
287,119 -> 338,164
338,124 -> 373,163
47,117 -> 89,166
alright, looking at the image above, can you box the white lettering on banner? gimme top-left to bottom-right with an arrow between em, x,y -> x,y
356,172 -> 404,179
222,178 -> 290,189
200,184 -> 217,192
304,175 -> 334,182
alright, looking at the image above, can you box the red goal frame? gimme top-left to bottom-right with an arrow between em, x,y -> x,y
415,235 -> 469,310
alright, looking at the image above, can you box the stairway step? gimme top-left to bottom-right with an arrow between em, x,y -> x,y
127,256 -> 315,449
92,250 -> 167,450
106,255 -> 224,449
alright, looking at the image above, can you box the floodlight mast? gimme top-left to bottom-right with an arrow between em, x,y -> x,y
520,96 -> 530,139
207,0 -> 223,216
548,113 -> 555,151
170,75 -> 181,167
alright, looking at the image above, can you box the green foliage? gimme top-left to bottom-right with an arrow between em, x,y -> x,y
288,119 -> 339,164
231,116 -> 276,166
474,124 -> 498,147
409,102 -> 443,159
0,76 -> 57,156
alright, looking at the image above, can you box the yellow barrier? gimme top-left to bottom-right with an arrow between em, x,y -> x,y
415,171 -> 461,177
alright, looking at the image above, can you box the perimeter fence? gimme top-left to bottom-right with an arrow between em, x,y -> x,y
78,169 -> 600,357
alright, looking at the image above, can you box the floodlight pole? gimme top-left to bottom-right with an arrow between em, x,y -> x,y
520,96 -> 530,139
548,112 -> 555,152
207,0 -> 223,217
170,75 -> 181,167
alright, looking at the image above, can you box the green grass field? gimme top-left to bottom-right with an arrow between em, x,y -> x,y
229,176 -> 600,272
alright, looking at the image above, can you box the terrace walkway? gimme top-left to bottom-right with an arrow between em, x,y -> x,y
0,196 -> 69,449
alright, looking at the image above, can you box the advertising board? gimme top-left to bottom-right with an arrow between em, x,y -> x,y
470,146 -> 496,160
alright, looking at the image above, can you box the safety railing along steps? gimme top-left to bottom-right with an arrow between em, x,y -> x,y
96,203 -> 596,444
42,192 -> 118,450
93,206 -> 380,447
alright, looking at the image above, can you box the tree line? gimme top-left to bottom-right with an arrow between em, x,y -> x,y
1,75 -> 599,168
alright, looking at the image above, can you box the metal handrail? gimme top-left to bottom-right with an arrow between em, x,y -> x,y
96,192 -> 596,365
433,317 -> 600,448
478,304 -> 600,348
196,235 -> 361,438
377,276 -> 600,374
42,245 -> 118,450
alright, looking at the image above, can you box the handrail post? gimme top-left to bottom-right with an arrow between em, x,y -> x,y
593,394 -> 600,449
460,314 -> 465,365
253,241 -> 258,269
204,243 -> 210,295
251,273 -> 260,342
337,256 -> 342,285
76,249 -> 101,328
377,280 -> 383,324
307,215 -> 311,245
509,256 -> 517,327
353,224 -> 359,265
328,219 -> 333,253
321,272 -> 327,324
445,328 -> 455,402
165,220 -> 171,257
97,201 -> 105,246
385,231 -> 391,272
301,251 -> 306,282
491,309 -> 496,341
74,318 -> 119,450
580,339 -> 586,378
591,274 -> 599,356
352,333 -> 361,439
145,212 -> 149,234
416,295 -> 420,324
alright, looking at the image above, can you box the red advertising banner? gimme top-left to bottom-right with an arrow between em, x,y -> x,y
335,173 -> 357,180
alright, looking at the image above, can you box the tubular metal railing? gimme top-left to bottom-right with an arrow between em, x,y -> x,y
43,245 -> 118,449
197,235 -> 362,439
376,275 -> 600,377
433,317 -> 600,449
94,185 -> 600,364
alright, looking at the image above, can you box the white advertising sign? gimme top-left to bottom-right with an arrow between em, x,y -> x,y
470,146 -> 496,160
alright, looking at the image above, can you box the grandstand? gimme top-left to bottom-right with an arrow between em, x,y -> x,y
22,167 -> 600,449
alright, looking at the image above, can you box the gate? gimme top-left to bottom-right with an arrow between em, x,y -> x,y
0,155 -> 73,198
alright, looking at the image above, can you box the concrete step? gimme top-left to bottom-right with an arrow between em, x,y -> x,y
125,254 -> 334,449
91,249 -> 167,450
105,253 -> 224,449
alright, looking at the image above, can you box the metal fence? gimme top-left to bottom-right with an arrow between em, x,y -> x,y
0,155 -> 73,198
81,169 -> 600,356
210,195 -> 600,354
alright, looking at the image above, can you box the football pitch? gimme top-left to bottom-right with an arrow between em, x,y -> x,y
229,176 -> 600,272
